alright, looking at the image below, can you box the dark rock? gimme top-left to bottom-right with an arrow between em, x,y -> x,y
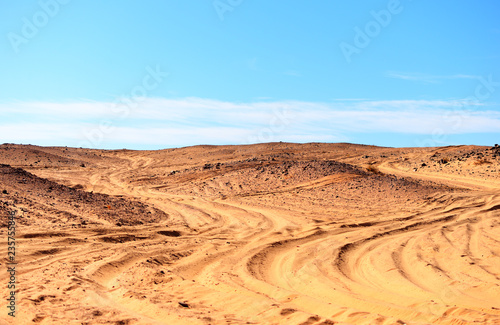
438,158 -> 449,164
158,230 -> 181,237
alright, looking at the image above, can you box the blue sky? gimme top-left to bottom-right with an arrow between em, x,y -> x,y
1,0 -> 499,149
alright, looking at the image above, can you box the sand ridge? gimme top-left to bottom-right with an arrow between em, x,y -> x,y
0,142 -> 499,324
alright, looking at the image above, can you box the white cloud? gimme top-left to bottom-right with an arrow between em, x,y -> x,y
0,97 -> 499,149
386,72 -> 481,83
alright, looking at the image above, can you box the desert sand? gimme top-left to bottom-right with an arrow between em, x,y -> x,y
0,142 -> 499,324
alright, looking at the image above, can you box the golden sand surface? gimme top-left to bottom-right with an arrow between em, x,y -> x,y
1,143 -> 499,324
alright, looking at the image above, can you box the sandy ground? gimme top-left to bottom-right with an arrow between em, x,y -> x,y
0,142 -> 499,324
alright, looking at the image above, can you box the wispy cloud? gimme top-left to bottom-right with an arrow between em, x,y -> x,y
284,70 -> 301,77
0,97 -> 499,149
386,72 -> 480,84
332,98 -> 372,102
247,57 -> 259,71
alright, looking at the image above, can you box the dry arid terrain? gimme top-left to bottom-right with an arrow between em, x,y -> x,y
1,142 -> 500,325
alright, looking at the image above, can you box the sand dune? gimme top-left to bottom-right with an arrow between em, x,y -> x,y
1,142 -> 499,324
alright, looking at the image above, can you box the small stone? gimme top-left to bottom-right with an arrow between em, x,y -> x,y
178,302 -> 190,308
